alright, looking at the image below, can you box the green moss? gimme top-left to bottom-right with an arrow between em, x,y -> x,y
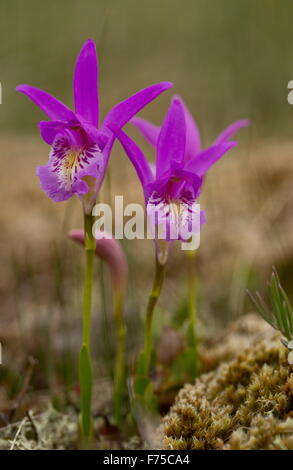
164,329 -> 293,450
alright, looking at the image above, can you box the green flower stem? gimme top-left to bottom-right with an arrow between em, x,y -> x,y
187,249 -> 199,377
113,289 -> 126,426
142,256 -> 166,377
79,212 -> 96,443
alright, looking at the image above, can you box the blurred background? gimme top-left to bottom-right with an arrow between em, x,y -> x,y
0,0 -> 293,417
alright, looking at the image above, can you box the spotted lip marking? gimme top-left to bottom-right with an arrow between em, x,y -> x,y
50,137 -> 101,190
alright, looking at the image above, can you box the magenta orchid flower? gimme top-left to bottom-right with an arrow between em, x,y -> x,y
131,94 -> 249,173
108,97 -> 245,248
109,98 -> 249,383
16,39 -> 172,212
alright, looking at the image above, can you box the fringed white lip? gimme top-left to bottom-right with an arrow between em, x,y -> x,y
146,192 -> 200,241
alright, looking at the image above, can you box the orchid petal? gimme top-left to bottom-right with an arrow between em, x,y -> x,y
39,121 -> 84,147
74,39 -> 99,127
16,85 -> 76,121
39,121 -> 67,145
173,95 -> 201,159
39,119 -> 108,151
108,124 -> 153,188
156,98 -> 186,178
185,142 -> 237,176
213,119 -> 250,145
131,116 -> 160,149
102,82 -> 173,131
96,82 -> 172,194
75,115 -> 108,149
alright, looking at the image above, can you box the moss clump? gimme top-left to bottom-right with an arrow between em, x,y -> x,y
200,313 -> 274,372
163,332 -> 293,450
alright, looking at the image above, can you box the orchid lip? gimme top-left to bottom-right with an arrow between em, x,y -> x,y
146,192 -> 201,242
36,134 -> 104,203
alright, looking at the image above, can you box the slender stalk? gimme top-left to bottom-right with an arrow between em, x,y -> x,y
142,256 -> 166,377
186,249 -> 199,377
79,212 -> 96,444
99,261 -> 113,378
82,252 -> 95,346
113,290 -> 126,426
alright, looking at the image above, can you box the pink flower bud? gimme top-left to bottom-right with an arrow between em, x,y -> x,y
68,229 -> 127,292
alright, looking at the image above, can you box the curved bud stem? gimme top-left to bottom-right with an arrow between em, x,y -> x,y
79,212 -> 96,445
69,229 -> 127,293
69,228 -> 128,427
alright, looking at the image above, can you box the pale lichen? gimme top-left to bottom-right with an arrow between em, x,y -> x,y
0,406 -> 78,450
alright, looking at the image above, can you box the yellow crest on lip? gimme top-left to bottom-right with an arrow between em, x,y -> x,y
50,136 -> 101,191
